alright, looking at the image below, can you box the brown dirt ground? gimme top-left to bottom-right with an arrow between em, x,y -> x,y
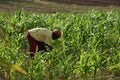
42,0 -> 120,6
0,0 -> 120,13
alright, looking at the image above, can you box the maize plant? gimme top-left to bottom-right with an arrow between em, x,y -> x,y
0,10 -> 120,80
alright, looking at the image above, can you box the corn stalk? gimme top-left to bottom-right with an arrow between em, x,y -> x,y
0,28 -> 5,41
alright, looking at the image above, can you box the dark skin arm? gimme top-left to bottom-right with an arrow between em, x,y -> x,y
45,43 -> 53,51
38,42 -> 53,53
40,43 -> 53,55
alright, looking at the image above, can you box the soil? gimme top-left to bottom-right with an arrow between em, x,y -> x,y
42,0 -> 120,6
0,0 -> 120,13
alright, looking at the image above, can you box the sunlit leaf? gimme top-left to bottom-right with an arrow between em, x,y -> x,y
0,61 -> 27,75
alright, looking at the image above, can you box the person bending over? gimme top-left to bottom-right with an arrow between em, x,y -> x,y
26,28 -> 61,58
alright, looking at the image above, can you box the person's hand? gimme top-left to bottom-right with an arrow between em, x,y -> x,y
48,46 -> 53,51
45,44 -> 53,51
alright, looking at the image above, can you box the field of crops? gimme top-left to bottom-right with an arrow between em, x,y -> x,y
0,10 -> 120,80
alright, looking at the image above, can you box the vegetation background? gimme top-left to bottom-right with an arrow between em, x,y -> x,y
0,0 -> 120,80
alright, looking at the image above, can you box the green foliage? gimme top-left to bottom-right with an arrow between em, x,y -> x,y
0,10 -> 120,80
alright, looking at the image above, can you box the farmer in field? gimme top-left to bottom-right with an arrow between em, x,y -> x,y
26,28 -> 61,58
